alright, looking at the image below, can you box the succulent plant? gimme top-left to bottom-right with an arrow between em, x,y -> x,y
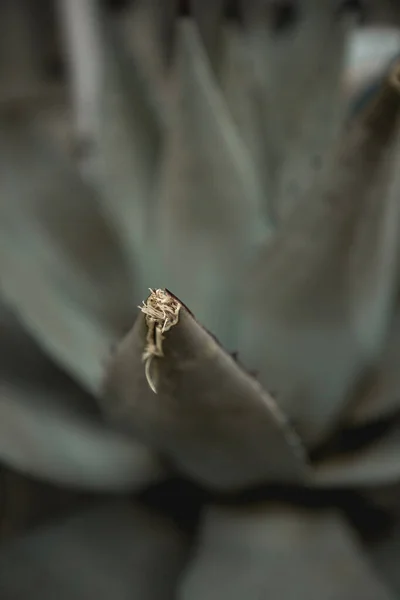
1,1 -> 400,599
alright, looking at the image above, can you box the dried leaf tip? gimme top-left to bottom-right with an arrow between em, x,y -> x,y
140,289 -> 181,394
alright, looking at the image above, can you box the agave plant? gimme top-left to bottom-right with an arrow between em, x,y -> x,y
1,0 -> 400,598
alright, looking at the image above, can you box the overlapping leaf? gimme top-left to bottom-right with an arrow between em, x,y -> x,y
241,0 -> 351,220
179,504 -> 395,600
0,501 -> 189,600
0,115 -> 135,393
238,59 -> 400,445
0,301 -> 164,490
153,20 -> 268,348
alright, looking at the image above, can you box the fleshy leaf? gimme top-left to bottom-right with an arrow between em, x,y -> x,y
242,0 -> 350,220
179,504 -> 395,600
59,0 -> 163,271
0,501 -> 189,600
238,58 -> 400,445
57,0 -> 104,150
102,289 -> 307,491
154,20 -> 268,349
93,4 -> 163,264
0,116 -> 136,393
0,303 -> 164,490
